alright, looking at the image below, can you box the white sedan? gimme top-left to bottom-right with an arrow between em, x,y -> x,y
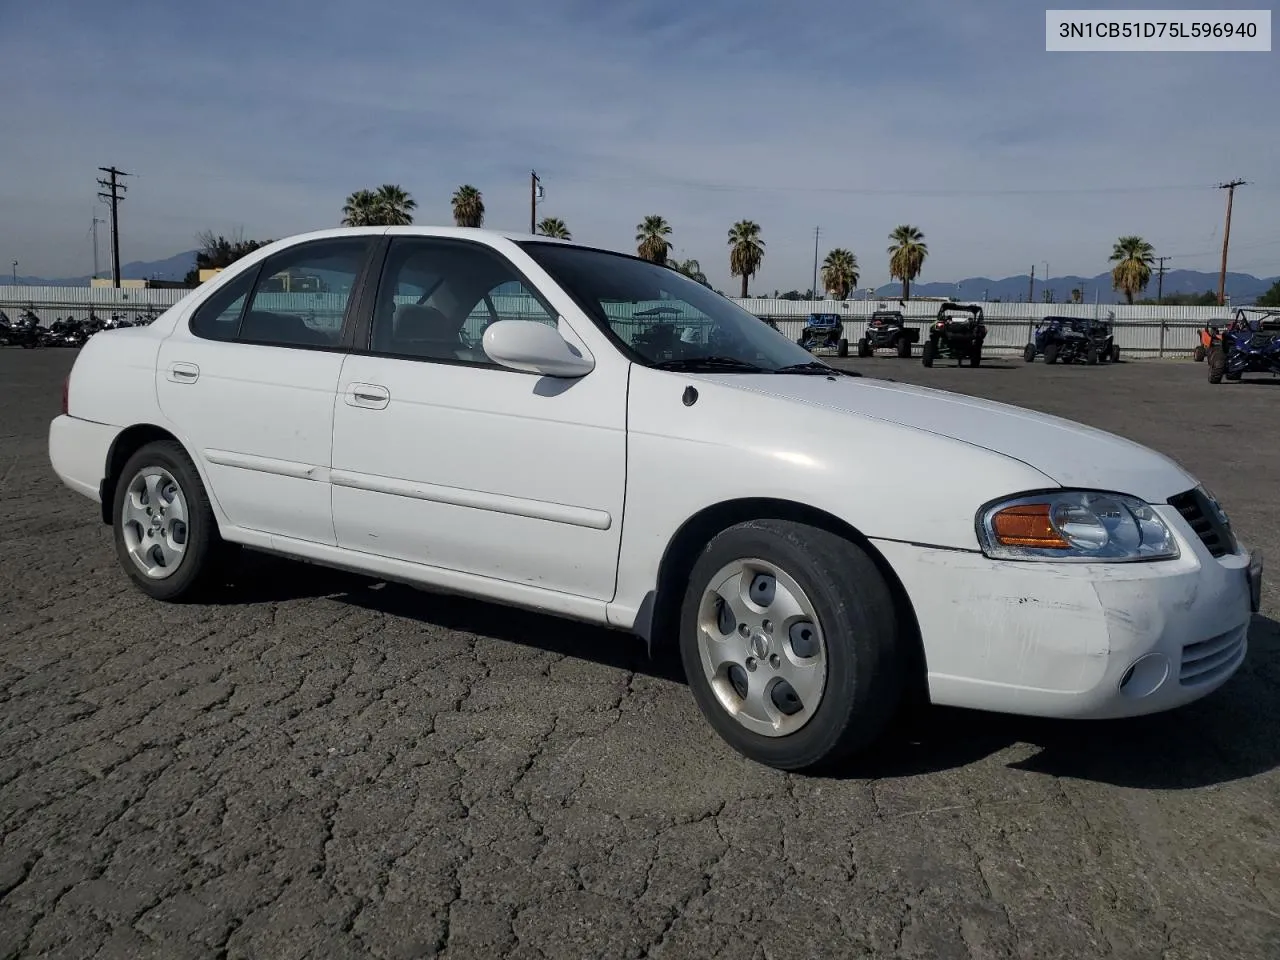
48,226 -> 1263,771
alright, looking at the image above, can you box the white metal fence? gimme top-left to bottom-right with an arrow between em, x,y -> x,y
1,284 -> 1241,358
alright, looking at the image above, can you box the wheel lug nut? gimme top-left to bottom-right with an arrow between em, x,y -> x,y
762,619 -> 773,634
738,623 -> 749,637
745,657 -> 757,671
769,654 -> 781,669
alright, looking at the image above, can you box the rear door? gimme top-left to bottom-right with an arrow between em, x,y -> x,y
155,236 -> 376,545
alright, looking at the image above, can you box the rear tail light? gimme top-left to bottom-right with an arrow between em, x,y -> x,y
61,374 -> 69,415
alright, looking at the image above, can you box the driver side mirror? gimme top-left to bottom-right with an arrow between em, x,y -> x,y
482,319 -> 595,378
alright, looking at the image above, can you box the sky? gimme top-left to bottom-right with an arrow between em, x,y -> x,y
2,0 -> 1278,291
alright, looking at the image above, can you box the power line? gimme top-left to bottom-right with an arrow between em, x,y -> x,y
96,166 -> 132,288
1217,179 -> 1247,305
811,226 -> 820,297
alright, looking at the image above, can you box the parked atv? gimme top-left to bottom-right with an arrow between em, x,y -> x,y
922,302 -> 986,367
796,313 -> 849,357
1208,309 -> 1280,383
857,310 -> 920,358
1192,322 -> 1230,362
1024,315 -> 1118,365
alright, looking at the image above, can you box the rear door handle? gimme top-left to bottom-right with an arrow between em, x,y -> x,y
346,383 -> 390,409
167,361 -> 200,383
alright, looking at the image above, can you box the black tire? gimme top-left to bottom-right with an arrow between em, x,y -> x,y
837,338 -> 849,358
921,339 -> 936,368
1023,343 -> 1036,363
1193,345 -> 1205,362
857,337 -> 871,358
678,519 -> 903,772
970,341 -> 983,367
1044,343 -> 1059,365
1110,344 -> 1120,363
111,440 -> 230,601
1086,346 -> 1099,365
1208,345 -> 1225,384
896,337 -> 911,358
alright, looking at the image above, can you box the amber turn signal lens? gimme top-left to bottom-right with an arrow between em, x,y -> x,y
991,503 -> 1071,549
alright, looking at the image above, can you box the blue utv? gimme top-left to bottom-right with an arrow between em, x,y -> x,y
1208,308 -> 1280,384
796,313 -> 849,357
1024,315 -> 1118,365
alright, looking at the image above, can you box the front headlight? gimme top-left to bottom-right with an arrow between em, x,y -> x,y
976,490 -> 1180,562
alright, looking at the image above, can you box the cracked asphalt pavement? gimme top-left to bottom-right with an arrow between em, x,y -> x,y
2,346 -> 1278,959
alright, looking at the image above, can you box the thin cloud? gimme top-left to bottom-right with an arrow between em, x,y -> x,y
2,0 -> 1275,288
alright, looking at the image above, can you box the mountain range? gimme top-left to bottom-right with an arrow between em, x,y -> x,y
9,250 -> 1277,304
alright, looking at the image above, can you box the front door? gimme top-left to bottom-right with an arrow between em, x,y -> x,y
155,236 -> 374,544
329,236 -> 627,601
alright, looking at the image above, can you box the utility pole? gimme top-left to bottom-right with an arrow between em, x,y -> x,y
1028,264 -> 1035,303
1154,255 -> 1170,301
96,166 -> 132,288
91,213 -> 106,280
1217,179 -> 1246,305
529,170 -> 542,234
811,226 -> 821,299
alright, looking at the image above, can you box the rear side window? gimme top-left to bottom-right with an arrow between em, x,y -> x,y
189,267 -> 257,341
188,237 -> 371,347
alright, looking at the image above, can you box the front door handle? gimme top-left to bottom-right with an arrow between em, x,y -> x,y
346,383 -> 390,409
167,361 -> 200,383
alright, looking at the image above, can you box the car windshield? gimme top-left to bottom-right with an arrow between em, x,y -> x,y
520,242 -> 822,372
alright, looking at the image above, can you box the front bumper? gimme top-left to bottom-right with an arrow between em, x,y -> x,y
873,507 -> 1258,720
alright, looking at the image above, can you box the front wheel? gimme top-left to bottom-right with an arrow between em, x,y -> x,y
111,440 -> 230,601
678,519 -> 903,772
1208,345 -> 1225,383
856,337 -> 871,358
1110,344 -> 1121,363
1023,343 -> 1036,363
922,339 -> 936,367
970,341 -> 983,367
896,337 -> 911,359
1193,345 -> 1205,362
837,338 -> 849,358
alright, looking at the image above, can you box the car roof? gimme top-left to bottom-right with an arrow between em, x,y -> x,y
262,225 -> 579,244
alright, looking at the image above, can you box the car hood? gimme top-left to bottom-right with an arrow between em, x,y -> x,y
699,372 -> 1197,503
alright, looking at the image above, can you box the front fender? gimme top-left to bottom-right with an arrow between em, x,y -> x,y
608,368 -> 1056,630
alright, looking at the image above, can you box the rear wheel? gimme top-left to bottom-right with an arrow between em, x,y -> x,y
857,337 -> 871,357
1110,344 -> 1120,363
921,339 -> 936,368
896,337 -> 911,358
1023,343 -> 1036,363
970,340 -> 983,367
1044,343 -> 1060,364
1208,345 -> 1225,383
1193,344 -> 1205,362
679,519 -> 903,772
111,440 -> 230,601
1086,346 -> 1100,365
837,338 -> 849,358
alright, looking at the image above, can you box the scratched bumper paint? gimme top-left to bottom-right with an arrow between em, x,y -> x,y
872,505 -> 1255,720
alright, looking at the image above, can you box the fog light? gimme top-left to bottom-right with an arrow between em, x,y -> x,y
1118,653 -> 1169,699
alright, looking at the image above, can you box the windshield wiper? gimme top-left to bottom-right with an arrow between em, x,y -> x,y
773,361 -> 862,377
652,356 -> 767,372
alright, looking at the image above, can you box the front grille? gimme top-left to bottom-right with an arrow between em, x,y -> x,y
1167,488 -> 1236,558
1179,628 -> 1247,686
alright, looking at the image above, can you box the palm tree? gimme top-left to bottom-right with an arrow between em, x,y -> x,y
888,225 -> 928,300
728,220 -> 765,297
820,248 -> 860,300
671,258 -> 710,286
1109,235 -> 1155,304
341,189 -> 379,226
372,184 -> 416,226
452,185 -> 485,228
341,185 -> 416,226
636,215 -> 673,264
536,217 -> 571,240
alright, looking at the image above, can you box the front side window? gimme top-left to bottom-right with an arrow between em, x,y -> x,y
237,238 -> 370,348
370,238 -> 558,364
519,242 -> 819,371
189,265 -> 257,341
